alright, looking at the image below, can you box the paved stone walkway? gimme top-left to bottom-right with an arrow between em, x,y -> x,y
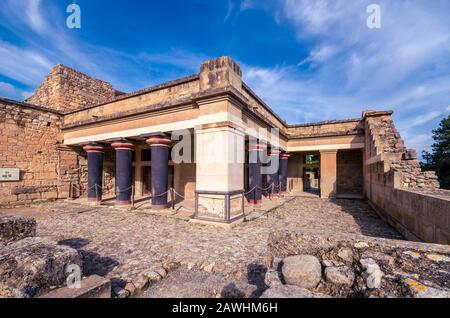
0,197 -> 402,289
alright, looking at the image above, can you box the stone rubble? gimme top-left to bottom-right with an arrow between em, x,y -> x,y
0,215 -> 36,244
360,258 -> 383,289
324,266 -> 355,287
0,237 -> 82,298
266,229 -> 450,298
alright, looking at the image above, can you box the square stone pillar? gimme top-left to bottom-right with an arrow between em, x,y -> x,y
320,150 -> 338,199
195,124 -> 245,218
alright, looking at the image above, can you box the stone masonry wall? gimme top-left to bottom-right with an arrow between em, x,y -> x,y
365,114 -> 440,189
364,111 -> 449,244
0,99 -> 84,207
337,149 -> 363,196
25,64 -> 116,113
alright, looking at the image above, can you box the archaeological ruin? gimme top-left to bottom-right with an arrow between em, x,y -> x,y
0,56 -> 448,244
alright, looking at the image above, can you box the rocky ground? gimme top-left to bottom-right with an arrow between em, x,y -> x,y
264,230 -> 450,298
0,196 -> 403,297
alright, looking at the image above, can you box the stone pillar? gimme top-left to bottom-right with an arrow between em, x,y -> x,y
111,140 -> 135,206
83,144 -> 104,203
195,124 -> 245,216
280,152 -> 290,193
248,143 -> 264,204
267,149 -> 280,195
320,150 -> 338,199
146,135 -> 172,210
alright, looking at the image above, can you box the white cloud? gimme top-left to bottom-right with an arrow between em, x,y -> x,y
408,111 -> 442,128
262,0 -> 450,155
138,49 -> 209,73
0,82 -> 17,96
25,0 -> 48,34
0,41 -> 53,85
298,45 -> 337,66
447,105 -> 450,113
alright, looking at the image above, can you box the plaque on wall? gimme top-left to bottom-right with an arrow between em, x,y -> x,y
0,168 -> 20,181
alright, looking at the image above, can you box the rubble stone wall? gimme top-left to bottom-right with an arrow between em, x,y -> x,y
0,99 -> 85,207
25,64 -> 116,113
364,112 -> 449,244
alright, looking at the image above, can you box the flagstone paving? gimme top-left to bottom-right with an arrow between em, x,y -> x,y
0,197 -> 402,291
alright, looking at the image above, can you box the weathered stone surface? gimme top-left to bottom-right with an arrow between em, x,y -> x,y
0,215 -> 36,243
360,258 -> 383,289
324,266 -> 355,287
124,282 -> 136,296
402,278 -> 450,298
154,266 -> 167,278
268,229 -> 450,298
142,268 -> 258,298
26,64 -> 116,112
40,275 -> 111,298
113,286 -> 129,298
337,247 -> 354,262
264,269 -> 282,287
143,270 -> 163,283
0,237 -> 82,298
261,285 -> 330,298
282,255 -> 322,289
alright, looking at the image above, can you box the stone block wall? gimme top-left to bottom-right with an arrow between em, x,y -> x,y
0,99 -> 84,207
25,64 -> 116,113
287,119 -> 364,138
364,111 -> 449,244
336,149 -> 363,196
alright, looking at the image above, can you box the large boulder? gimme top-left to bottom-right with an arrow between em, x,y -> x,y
0,237 -> 82,298
0,215 -> 36,244
261,285 -> 330,298
282,255 -> 322,289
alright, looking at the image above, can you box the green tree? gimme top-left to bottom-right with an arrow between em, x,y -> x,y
421,114 -> 450,189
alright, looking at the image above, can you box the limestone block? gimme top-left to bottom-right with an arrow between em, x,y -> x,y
0,237 -> 82,298
39,275 -> 111,298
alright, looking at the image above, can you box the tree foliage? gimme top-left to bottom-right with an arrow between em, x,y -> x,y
421,114 -> 450,189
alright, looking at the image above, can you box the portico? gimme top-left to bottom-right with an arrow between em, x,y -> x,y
62,56 -> 367,224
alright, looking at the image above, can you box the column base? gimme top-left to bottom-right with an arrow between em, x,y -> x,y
88,197 -> 102,205
152,204 -> 168,210
115,200 -> 131,207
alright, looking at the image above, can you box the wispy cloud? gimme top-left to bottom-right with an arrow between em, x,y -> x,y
408,111 -> 442,128
249,0 -> 450,155
25,0 -> 48,34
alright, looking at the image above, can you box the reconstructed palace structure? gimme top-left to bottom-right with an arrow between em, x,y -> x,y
0,57 -> 448,244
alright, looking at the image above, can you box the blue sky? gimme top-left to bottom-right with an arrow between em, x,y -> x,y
0,0 -> 449,157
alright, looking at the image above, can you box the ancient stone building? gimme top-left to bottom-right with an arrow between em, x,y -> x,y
0,56 -> 448,244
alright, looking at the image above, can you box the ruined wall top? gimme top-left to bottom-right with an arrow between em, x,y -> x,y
199,56 -> 243,92
25,64 -> 117,113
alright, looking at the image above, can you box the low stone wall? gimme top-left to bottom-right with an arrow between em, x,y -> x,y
369,184 -> 450,244
363,111 -> 448,245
